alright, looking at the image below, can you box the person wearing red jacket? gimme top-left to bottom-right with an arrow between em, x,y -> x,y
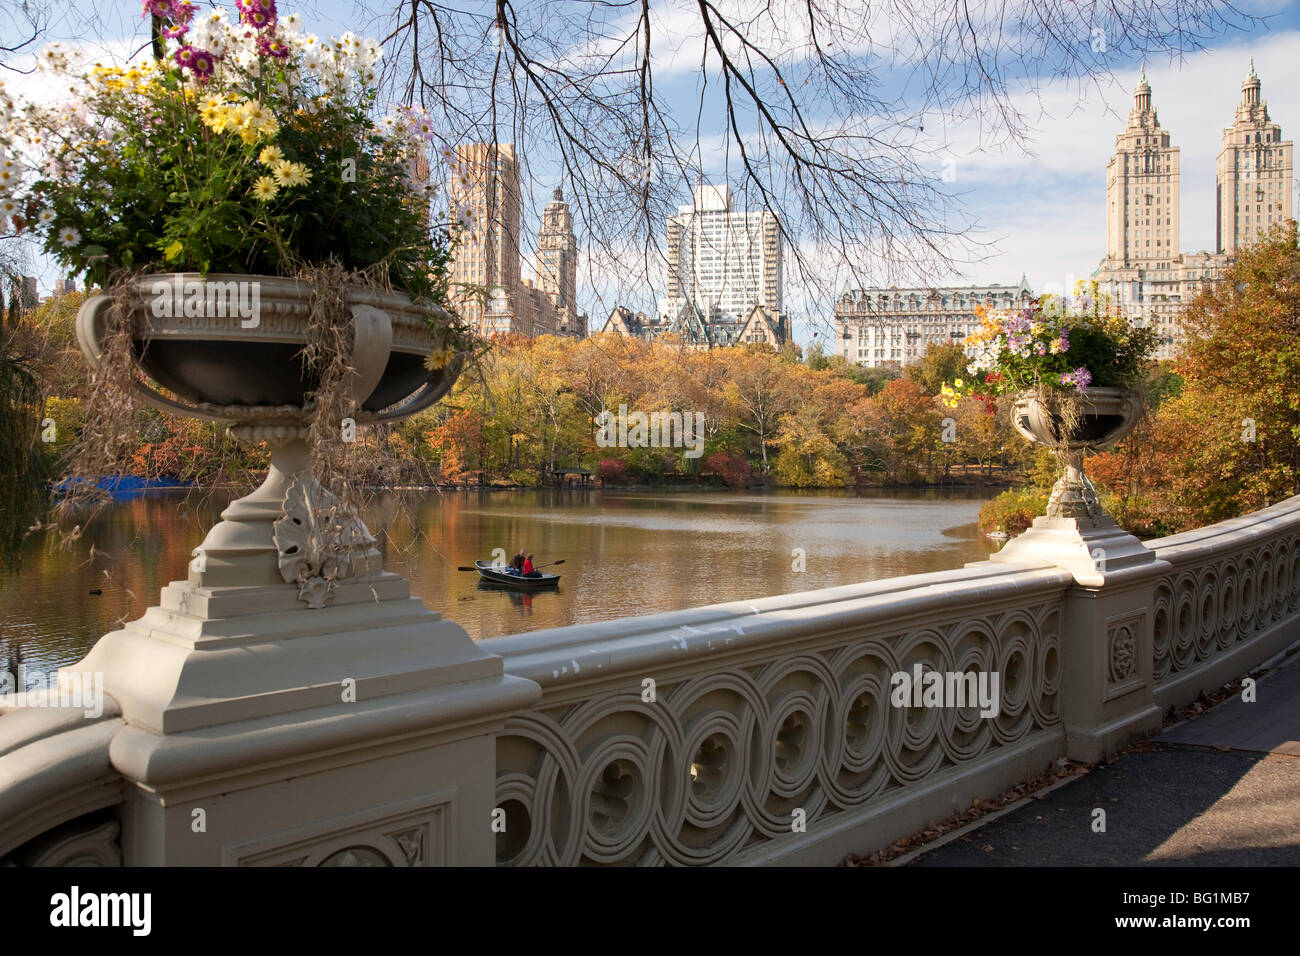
522,554 -> 541,578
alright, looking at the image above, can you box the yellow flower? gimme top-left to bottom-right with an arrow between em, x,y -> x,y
272,160 -> 311,188
953,378 -> 964,388
258,145 -> 284,166
240,101 -> 270,126
234,101 -> 279,139
250,176 -> 280,201
424,346 -> 456,371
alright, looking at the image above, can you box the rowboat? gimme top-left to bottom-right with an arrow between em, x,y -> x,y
473,560 -> 561,589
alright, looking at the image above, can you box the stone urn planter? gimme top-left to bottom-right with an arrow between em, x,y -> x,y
75,273 -> 464,607
1010,386 -> 1143,520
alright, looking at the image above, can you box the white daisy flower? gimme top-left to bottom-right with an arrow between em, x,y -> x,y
57,226 -> 80,247
37,208 -> 55,224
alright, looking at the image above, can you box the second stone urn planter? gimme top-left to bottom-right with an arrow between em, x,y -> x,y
1010,386 -> 1143,520
75,273 -> 465,607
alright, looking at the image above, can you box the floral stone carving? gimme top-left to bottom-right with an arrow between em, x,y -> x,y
272,475 -> 379,608
1108,624 -> 1137,683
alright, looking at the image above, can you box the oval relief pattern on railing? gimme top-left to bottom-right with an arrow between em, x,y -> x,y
495,602 -> 1062,866
1151,529 -> 1300,682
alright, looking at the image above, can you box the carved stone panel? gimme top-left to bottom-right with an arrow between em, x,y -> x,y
221,789 -> 455,867
1104,610 -> 1146,701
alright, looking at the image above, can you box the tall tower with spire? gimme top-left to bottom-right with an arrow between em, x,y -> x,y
536,187 -> 581,334
1215,61 -> 1294,255
1104,65 -> 1181,265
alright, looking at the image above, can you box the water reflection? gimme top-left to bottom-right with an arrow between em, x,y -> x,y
0,487 -> 997,672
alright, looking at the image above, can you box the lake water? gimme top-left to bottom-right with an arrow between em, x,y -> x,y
0,487 -> 999,673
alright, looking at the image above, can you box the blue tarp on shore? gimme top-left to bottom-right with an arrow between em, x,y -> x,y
55,476 -> 193,499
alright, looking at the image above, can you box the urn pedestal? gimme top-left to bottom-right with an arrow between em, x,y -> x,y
978,386 -> 1169,760
59,275 -> 541,865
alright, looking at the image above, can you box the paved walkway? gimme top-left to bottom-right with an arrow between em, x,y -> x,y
908,652 -> 1300,866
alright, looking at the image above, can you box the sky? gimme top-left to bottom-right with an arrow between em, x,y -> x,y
3,0 -> 1299,346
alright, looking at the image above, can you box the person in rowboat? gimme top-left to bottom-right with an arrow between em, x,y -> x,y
522,554 -> 541,578
508,549 -> 526,574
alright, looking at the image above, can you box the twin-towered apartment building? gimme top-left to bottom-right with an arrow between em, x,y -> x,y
1092,62 -> 1292,357
837,62 -> 1294,367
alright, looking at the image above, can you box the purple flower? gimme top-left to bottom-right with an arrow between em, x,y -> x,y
256,34 -> 291,58
237,0 -> 277,29
190,49 -> 216,77
162,24 -> 189,40
144,0 -> 174,17
1060,366 -> 1092,391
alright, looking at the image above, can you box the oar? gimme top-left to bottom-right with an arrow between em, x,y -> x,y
457,559 -> 566,571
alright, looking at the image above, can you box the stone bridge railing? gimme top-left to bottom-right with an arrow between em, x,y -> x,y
486,495 -> 1300,866
1147,497 -> 1300,708
488,564 -> 1070,866
2,496 -> 1298,866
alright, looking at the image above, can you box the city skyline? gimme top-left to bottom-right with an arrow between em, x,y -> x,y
6,10 -> 1299,347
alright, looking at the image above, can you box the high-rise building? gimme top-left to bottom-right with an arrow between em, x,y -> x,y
537,188 -> 582,336
447,147 -> 587,338
659,183 -> 782,329
833,280 -> 1034,368
448,143 -> 522,336
1216,60 -> 1294,256
1090,67 -> 1293,359
1104,66 -> 1182,264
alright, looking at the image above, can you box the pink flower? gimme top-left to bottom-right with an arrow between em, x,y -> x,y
173,45 -> 196,66
190,50 -> 216,76
144,0 -> 174,17
256,34 -> 290,58
162,24 -> 188,40
237,0 -> 277,28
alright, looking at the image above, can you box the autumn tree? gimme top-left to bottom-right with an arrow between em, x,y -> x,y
719,347 -> 797,476
1155,221 -> 1300,523
425,407 -> 487,483
875,377 -> 940,483
905,342 -> 969,396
